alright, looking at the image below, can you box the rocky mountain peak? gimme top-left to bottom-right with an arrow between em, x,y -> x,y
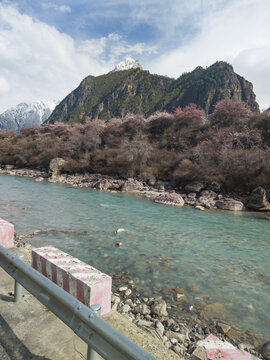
112,57 -> 142,72
0,100 -> 58,132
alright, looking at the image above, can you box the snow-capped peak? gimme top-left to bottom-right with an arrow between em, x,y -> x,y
0,100 -> 59,132
112,57 -> 142,72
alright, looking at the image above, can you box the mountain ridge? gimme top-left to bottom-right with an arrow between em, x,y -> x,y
47,61 -> 259,124
0,100 -> 57,132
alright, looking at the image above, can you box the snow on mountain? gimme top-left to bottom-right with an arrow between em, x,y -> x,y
0,100 -> 58,132
112,57 -> 142,72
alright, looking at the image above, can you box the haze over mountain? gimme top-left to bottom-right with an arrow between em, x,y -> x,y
0,100 -> 57,132
47,60 -> 259,124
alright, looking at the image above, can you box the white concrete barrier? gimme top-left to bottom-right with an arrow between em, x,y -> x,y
0,218 -> 14,248
32,246 -> 112,317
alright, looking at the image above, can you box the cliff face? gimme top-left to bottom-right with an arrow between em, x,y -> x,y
47,69 -> 173,123
154,62 -> 259,114
47,62 -> 259,124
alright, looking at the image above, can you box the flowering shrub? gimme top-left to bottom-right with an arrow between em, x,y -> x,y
0,101 -> 269,191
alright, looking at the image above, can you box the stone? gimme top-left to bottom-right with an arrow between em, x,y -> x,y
134,303 -> 151,316
216,199 -> 245,211
116,228 -> 126,233
35,177 -> 44,182
121,179 -> 144,192
200,190 -> 217,199
185,182 -> 205,193
119,286 -> 128,292
136,319 -> 153,328
121,304 -> 131,313
151,299 -> 168,317
115,242 -> 123,247
238,344 -> 254,352
247,187 -> 269,210
49,157 -> 66,174
125,289 -> 132,296
154,193 -> 184,207
195,205 -> 205,211
111,295 -> 120,311
165,331 -> 187,344
261,341 -> 270,360
155,320 -> 165,336
216,322 -> 231,334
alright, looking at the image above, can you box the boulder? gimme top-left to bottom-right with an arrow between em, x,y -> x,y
154,193 -> 184,207
247,187 -> 269,210
151,299 -> 168,317
216,199 -> 245,211
261,341 -> 270,360
200,190 -> 217,199
49,158 -> 66,174
216,322 -> 231,334
121,178 -> 145,192
185,182 -> 205,193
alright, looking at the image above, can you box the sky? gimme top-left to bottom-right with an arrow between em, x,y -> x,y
0,0 -> 270,112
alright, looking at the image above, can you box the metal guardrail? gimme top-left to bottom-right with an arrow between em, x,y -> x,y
0,245 -> 157,360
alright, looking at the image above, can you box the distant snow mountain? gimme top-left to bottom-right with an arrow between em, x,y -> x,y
0,100 -> 58,132
112,57 -> 142,72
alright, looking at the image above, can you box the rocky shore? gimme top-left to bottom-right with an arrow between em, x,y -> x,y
1,162 -> 270,214
14,234 -> 269,360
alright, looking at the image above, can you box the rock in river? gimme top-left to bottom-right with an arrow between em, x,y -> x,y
216,199 -> 245,211
247,187 -> 270,210
154,193 -> 184,206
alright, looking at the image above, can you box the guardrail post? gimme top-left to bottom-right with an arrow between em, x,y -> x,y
14,253 -> 24,302
87,304 -> 101,360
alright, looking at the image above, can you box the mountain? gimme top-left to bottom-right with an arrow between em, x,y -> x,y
0,100 -> 57,132
111,57 -> 142,72
47,61 -> 259,124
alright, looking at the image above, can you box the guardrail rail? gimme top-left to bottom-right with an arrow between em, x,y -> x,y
0,245 -> 157,360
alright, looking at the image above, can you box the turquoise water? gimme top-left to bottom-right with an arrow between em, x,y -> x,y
0,174 -> 269,339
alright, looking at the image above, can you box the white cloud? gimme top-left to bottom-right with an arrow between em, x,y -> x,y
0,3 -> 155,112
149,0 -> 270,109
0,76 -> 10,95
79,33 -> 157,66
0,3 -> 109,112
42,3 -> 71,13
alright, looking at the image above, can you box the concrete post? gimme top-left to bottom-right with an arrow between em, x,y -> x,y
87,304 -> 101,360
14,254 -> 24,302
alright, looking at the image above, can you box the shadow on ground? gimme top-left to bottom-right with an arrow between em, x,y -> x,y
0,313 -> 51,360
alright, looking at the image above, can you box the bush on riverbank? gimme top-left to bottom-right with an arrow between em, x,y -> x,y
1,99 -> 270,192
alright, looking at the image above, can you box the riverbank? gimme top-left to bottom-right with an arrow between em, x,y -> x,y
0,241 -> 180,360
13,235 -> 267,359
0,168 -> 269,358
1,165 -> 270,214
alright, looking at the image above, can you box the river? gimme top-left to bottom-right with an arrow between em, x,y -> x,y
0,174 -> 269,340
